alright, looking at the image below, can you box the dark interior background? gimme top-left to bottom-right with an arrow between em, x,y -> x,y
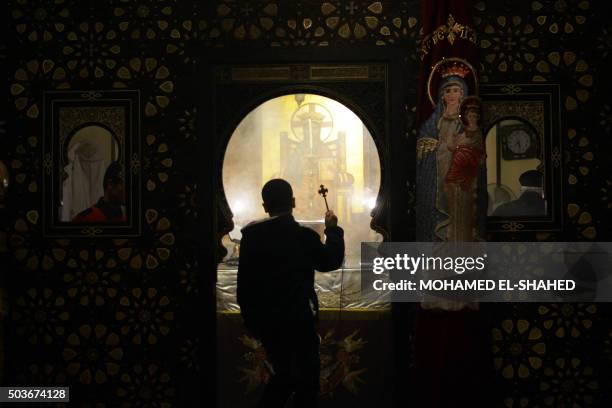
2,0 -> 611,406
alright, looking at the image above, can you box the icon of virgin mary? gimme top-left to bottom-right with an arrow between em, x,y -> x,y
416,58 -> 482,242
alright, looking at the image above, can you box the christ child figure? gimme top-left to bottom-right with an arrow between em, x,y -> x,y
445,96 -> 484,191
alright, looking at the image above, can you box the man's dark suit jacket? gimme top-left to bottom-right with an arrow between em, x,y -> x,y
492,191 -> 546,217
237,214 -> 344,334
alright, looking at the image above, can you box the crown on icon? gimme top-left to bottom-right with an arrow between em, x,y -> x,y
439,61 -> 472,79
462,95 -> 481,110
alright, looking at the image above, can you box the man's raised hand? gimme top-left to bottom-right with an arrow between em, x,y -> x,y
324,210 -> 338,228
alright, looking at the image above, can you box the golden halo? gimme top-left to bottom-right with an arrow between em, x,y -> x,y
427,57 -> 478,107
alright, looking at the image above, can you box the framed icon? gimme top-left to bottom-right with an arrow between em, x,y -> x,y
42,90 -> 141,237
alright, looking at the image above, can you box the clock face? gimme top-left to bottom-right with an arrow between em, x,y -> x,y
507,129 -> 531,154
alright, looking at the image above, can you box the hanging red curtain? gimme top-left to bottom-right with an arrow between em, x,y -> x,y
413,1 -> 492,407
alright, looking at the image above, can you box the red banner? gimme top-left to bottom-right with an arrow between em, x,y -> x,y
416,0 -> 479,128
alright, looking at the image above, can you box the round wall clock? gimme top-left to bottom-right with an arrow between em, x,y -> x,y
499,122 -> 539,160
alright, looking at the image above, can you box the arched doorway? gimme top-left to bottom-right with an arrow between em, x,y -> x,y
221,93 -> 382,268
216,93 -> 390,406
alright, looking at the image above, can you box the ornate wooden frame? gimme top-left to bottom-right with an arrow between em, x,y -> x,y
200,49 -> 411,263
481,83 -> 563,233
42,90 -> 142,237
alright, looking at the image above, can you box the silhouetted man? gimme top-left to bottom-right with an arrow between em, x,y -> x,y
237,178 -> 344,408
72,162 -> 126,223
492,170 -> 546,217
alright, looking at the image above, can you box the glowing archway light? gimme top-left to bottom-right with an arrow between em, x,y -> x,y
222,93 -> 382,267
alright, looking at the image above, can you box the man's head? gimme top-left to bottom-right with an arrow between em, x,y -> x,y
519,170 -> 543,195
261,178 -> 295,216
103,162 -> 124,206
